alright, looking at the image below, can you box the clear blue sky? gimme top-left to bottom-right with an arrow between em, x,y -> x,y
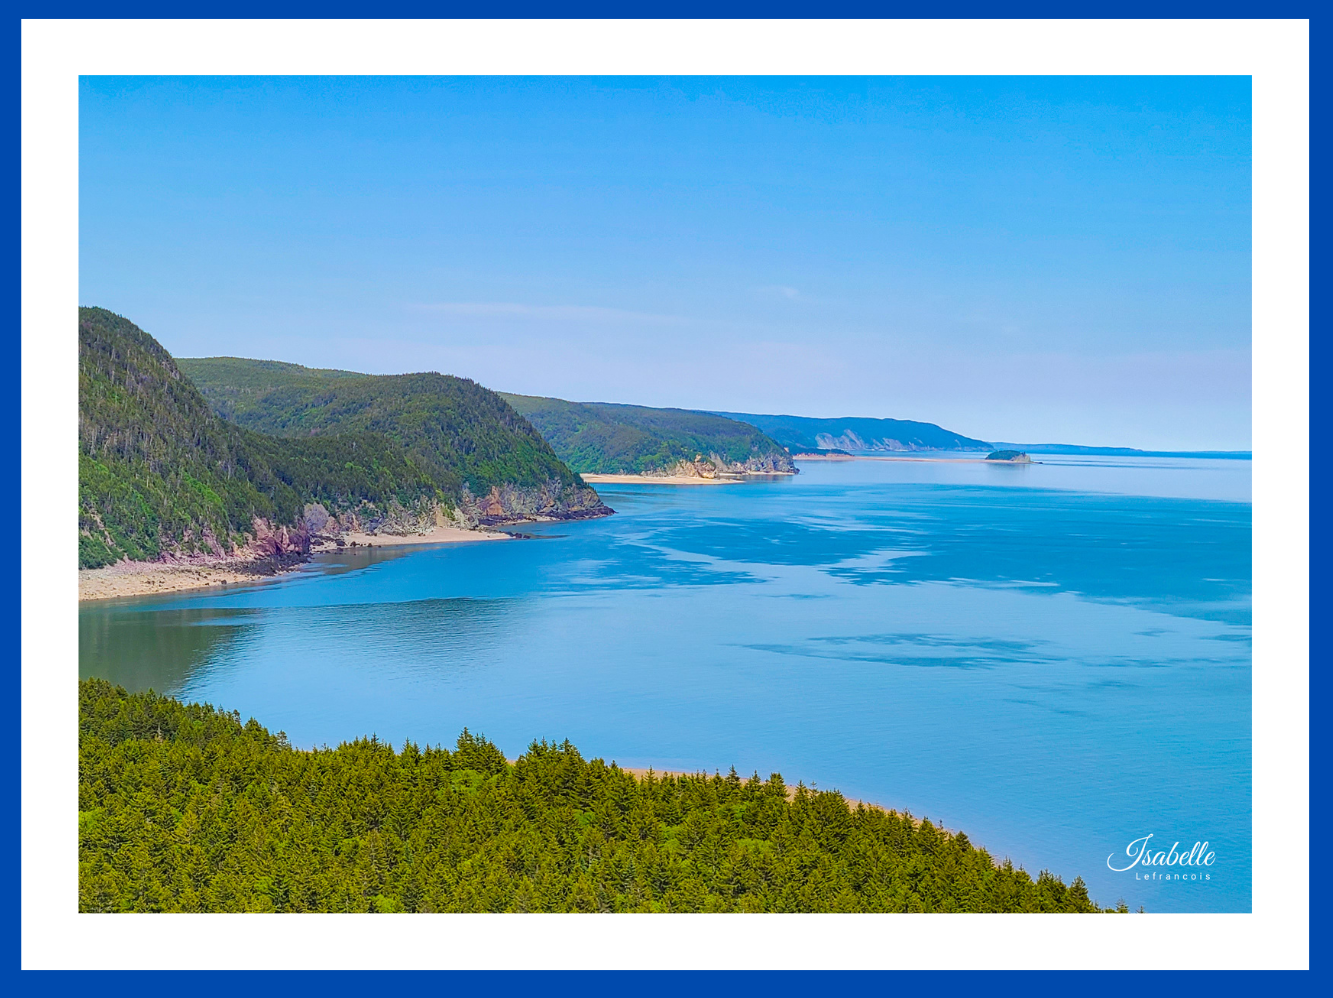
79,76 -> 1251,450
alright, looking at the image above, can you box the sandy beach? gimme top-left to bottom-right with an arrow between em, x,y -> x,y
336,525 -> 510,548
78,558 -> 306,602
609,765 -> 938,827
580,473 -> 743,485
79,526 -> 510,602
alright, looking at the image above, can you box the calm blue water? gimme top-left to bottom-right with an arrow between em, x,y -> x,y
80,455 -> 1252,913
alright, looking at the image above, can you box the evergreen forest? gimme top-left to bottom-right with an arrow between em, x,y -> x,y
499,393 -> 794,475
79,679 -> 1123,914
178,357 -> 584,496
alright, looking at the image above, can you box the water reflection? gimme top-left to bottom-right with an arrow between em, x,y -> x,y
79,606 -> 260,694
79,595 -> 521,699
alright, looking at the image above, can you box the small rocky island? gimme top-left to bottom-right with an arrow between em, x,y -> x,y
985,450 -> 1033,463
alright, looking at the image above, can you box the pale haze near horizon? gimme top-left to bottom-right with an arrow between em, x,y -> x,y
79,76 -> 1252,451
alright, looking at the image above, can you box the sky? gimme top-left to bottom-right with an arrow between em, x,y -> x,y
79,76 -> 1252,450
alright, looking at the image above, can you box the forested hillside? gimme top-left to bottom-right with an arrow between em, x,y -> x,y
79,679 -> 1122,914
182,358 -> 795,479
79,308 -> 446,568
179,358 -> 590,496
79,309 -> 608,569
713,411 -> 991,453
80,307 -> 278,567
499,394 -> 796,476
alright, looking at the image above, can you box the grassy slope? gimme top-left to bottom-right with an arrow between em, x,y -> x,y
179,358 -> 585,495
79,679 -> 1118,914
710,411 -> 992,453
499,394 -> 795,475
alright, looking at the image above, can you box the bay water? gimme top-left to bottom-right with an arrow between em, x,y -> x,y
79,455 -> 1252,913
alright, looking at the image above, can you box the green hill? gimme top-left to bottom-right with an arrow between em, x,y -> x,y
79,679 -> 1121,914
497,394 -> 797,476
79,308 -> 453,569
179,356 -> 796,479
710,411 -> 991,453
178,358 -> 596,498
80,306 -> 271,567
79,309 -> 608,569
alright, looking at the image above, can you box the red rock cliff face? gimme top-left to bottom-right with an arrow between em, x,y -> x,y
456,479 -> 613,527
244,517 -> 311,559
122,516 -> 310,568
647,452 -> 798,479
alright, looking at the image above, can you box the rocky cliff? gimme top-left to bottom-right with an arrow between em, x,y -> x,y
648,452 -> 797,480
711,411 -> 992,454
458,479 -> 612,526
299,477 -> 611,542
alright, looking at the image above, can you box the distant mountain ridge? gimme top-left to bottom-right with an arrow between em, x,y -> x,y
990,443 -> 1252,459
708,411 -> 992,453
498,394 -> 796,476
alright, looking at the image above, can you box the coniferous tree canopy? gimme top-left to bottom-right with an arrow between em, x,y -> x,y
498,394 -> 797,475
177,357 -> 587,492
79,679 -> 1121,914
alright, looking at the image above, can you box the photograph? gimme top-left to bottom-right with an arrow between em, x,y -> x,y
72,71 -> 1258,920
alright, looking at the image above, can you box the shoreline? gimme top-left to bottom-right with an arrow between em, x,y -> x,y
78,556 -> 307,603
581,471 -> 796,485
582,764 -> 941,831
333,525 -> 510,549
79,525 -> 511,602
795,453 -> 1017,464
581,473 -> 741,485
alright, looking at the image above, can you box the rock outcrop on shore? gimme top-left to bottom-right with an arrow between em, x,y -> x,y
648,451 -> 797,480
459,480 -> 612,526
298,477 -> 612,543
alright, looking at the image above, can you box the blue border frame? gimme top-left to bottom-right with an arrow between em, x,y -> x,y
12,5 -> 1318,991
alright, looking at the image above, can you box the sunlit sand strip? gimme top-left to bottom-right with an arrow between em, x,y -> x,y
78,527 -> 509,601
581,473 -> 744,485
564,762 -> 947,830
78,559 -> 304,602
337,526 -> 510,547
